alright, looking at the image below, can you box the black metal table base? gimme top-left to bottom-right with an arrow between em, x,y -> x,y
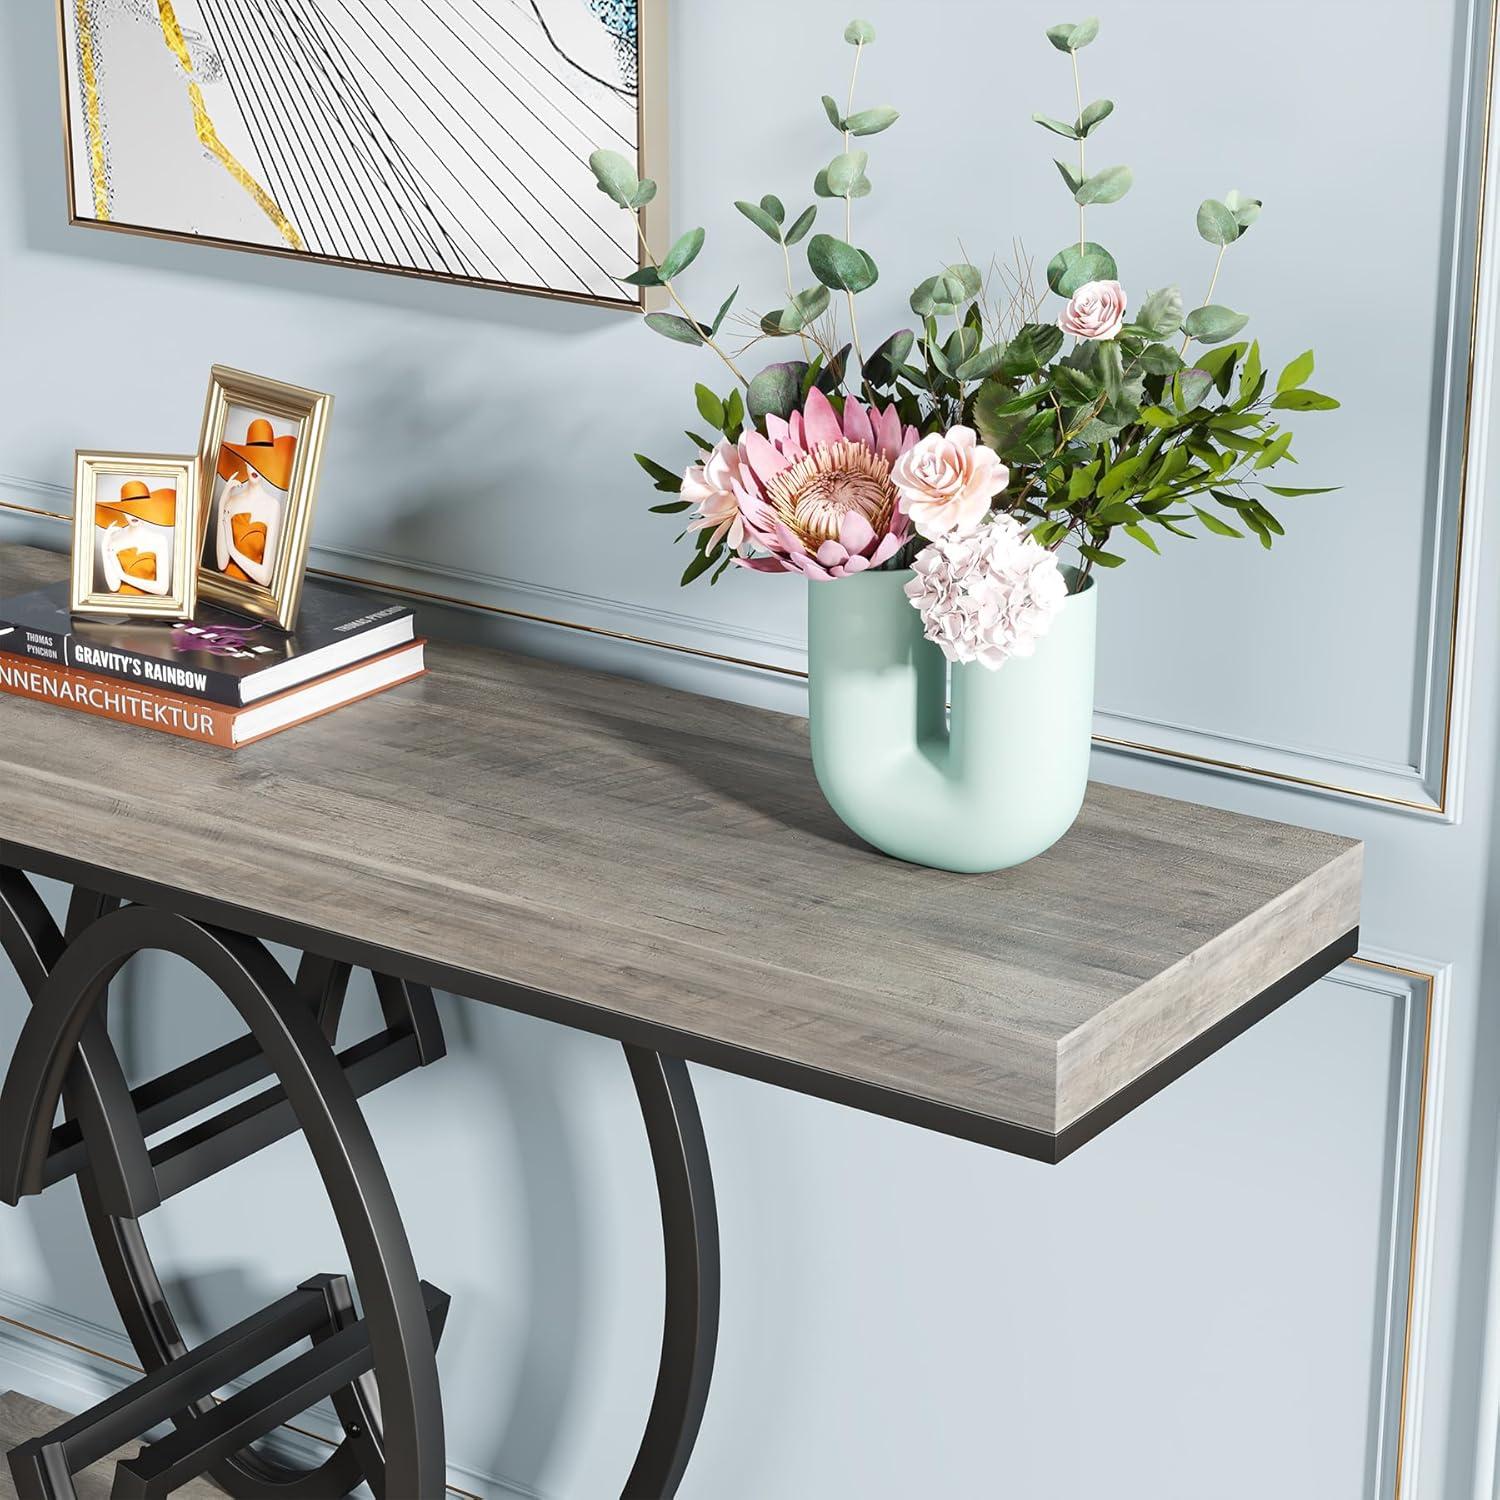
0,861 -> 721,1500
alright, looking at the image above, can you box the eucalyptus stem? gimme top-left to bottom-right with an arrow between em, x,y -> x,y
634,215 -> 750,388
781,240 -> 813,360
841,40 -> 867,370
1180,243 -> 1227,355
1070,49 -> 1086,253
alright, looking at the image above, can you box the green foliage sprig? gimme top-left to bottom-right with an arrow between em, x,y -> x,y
590,13 -> 1338,589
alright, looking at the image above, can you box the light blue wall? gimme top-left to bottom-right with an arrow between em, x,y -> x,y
4,2 -> 1500,1497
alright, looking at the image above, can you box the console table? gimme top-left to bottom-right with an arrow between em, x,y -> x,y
0,543 -> 1361,1498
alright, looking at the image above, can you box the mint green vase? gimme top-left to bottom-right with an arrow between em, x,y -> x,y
807,569 -> 1097,873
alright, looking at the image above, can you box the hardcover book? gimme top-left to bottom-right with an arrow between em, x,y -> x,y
0,643 -> 426,749
0,579 -> 414,707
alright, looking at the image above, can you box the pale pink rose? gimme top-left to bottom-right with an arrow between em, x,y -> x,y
1058,279 -> 1127,341
891,426 -> 1009,540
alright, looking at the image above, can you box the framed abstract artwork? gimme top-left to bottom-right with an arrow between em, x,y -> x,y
54,0 -> 668,308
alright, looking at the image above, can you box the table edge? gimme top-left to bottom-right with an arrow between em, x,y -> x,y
1,838 -> 1357,1165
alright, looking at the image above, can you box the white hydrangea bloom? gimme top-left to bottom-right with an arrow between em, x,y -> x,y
904,516 -> 1069,670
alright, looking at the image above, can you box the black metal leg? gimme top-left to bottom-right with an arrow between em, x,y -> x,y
2,865 -> 722,1500
0,885 -> 447,1499
622,1047 -> 720,1500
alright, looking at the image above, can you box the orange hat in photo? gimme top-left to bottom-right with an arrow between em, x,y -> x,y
218,417 -> 297,491
95,478 -> 177,531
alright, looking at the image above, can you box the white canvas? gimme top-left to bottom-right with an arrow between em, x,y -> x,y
57,0 -> 648,304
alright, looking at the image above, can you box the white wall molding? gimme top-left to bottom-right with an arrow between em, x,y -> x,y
1338,953 -> 1451,1500
0,478 -> 1478,817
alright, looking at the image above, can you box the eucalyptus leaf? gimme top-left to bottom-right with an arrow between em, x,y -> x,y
1195,198 -> 1240,246
955,343 -> 1009,381
784,205 -> 818,245
760,195 -> 785,224
814,169 -> 836,199
1046,16 -> 1099,50
762,284 -> 832,334
1054,159 -> 1083,194
644,313 -> 704,346
863,329 -> 916,387
710,286 -> 738,336
845,106 -> 900,136
658,227 -> 705,279
1046,241 -> 1118,295
808,234 -> 879,292
1075,165 -> 1133,205
1076,98 -> 1114,135
1224,188 -> 1262,230
620,265 -> 663,287
588,148 -> 638,208
910,271 -> 969,317
1174,368 -> 1213,410
844,18 -> 876,43
1135,286 -> 1184,338
826,150 -> 869,196
630,180 -> 658,209
848,174 -> 873,198
1033,112 -> 1080,140
735,200 -> 782,241
747,362 -> 810,421
1183,305 -> 1249,344
822,95 -> 845,130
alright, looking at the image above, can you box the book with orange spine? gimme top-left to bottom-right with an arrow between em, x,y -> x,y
0,641 -> 426,748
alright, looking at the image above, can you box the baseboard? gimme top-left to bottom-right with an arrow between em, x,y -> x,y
0,1288 -> 539,1499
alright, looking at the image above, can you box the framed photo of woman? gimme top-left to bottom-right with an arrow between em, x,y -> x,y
71,452 -> 200,620
196,366 -> 332,629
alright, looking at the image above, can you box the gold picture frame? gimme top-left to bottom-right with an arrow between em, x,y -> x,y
71,451 -> 200,621
195,366 -> 333,630
52,0 -> 670,313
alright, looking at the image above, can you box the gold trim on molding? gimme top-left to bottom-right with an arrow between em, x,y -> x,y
1348,955 -> 1439,1500
0,495 -> 1479,813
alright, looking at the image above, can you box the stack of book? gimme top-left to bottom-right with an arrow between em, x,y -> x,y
0,578 -> 425,748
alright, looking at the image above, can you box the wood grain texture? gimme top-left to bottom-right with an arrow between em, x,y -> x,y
0,1391 -> 227,1499
0,545 -> 1361,1138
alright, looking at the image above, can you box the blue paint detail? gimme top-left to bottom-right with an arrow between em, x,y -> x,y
587,0 -> 638,45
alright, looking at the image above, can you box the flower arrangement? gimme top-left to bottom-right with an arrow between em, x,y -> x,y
590,13 -> 1337,671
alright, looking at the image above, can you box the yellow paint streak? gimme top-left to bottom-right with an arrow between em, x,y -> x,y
154,0 -> 303,250
74,0 -> 110,220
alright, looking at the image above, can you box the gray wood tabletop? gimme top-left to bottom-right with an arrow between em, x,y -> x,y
0,543 -> 1360,1158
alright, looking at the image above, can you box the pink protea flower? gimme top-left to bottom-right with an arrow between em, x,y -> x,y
734,388 -> 920,580
682,439 -> 761,550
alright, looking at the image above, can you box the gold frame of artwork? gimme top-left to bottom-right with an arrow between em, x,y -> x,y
52,0 -> 670,312
70,451 -> 200,621
195,365 -> 333,630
